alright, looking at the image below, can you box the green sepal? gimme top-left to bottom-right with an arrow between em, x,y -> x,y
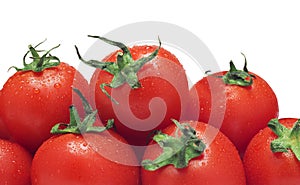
75,35 -> 161,104
9,39 -> 60,72
141,119 -> 206,171
268,118 -> 300,161
221,53 -> 255,86
50,88 -> 114,134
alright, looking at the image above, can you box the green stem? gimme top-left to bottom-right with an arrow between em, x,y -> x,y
51,88 -> 113,134
268,118 -> 300,161
219,53 -> 255,86
9,39 -> 60,72
141,120 -> 206,171
75,35 -> 161,103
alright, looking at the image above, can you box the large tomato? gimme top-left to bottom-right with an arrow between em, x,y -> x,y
31,88 -> 140,185
0,139 -> 32,185
141,120 -> 246,185
0,41 -> 88,153
31,132 -> 140,185
189,56 -> 279,156
243,118 -> 300,185
77,36 -> 189,146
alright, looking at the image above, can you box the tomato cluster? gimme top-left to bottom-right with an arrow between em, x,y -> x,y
0,36 -> 299,185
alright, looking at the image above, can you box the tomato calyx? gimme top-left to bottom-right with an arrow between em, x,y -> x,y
141,120 -> 206,171
51,88 -> 113,134
268,118 -> 300,161
75,35 -> 161,104
9,39 -> 60,72
208,53 -> 255,86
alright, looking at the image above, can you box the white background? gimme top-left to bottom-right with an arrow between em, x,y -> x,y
0,0 -> 299,119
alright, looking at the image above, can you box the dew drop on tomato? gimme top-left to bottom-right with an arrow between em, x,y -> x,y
54,83 -> 61,89
33,88 -> 40,94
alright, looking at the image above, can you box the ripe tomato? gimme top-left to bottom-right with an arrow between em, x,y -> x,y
0,139 -> 32,185
0,42 -> 88,153
189,57 -> 279,156
243,118 -> 300,185
32,87 -> 140,185
77,36 -> 189,146
141,120 -> 246,185
31,131 -> 140,185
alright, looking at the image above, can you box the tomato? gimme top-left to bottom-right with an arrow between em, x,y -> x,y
188,56 -> 279,156
0,42 -> 88,153
243,118 -> 300,185
31,132 -> 140,185
141,120 -> 246,185
31,88 -> 140,185
76,36 -> 189,146
0,138 -> 32,185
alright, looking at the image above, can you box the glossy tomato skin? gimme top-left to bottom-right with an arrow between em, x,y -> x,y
31,131 -> 140,185
90,46 -> 189,146
0,90 -> 10,140
189,71 -> 279,156
0,62 -> 88,153
243,118 -> 300,185
0,115 -> 10,140
0,139 -> 32,185
141,121 -> 246,185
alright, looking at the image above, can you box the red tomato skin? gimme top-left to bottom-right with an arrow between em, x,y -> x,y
0,62 -> 88,153
0,139 -> 32,185
31,131 -> 140,185
0,115 -> 10,140
141,121 -> 246,185
243,118 -> 300,185
90,46 -> 189,146
189,71 -> 279,155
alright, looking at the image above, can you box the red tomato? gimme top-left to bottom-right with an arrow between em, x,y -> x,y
243,118 -> 300,185
0,139 -> 32,185
0,43 -> 88,153
189,59 -> 279,156
141,120 -> 246,185
81,36 -> 189,146
31,131 -> 140,185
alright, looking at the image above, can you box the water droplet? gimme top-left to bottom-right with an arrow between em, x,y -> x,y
204,149 -> 210,154
54,83 -> 61,89
201,161 -> 207,166
83,143 -> 88,147
132,51 -> 137,56
33,88 -> 40,94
